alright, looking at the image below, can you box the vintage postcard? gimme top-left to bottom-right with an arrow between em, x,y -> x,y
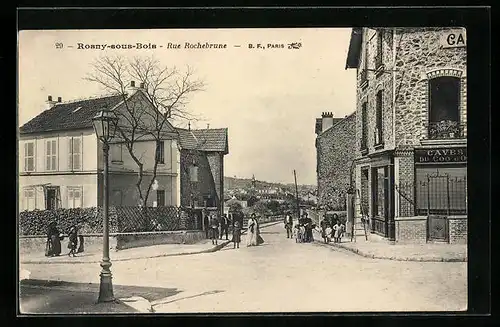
18,27 -> 468,314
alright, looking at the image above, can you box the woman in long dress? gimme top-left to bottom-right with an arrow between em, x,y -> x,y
255,216 -> 264,245
246,214 -> 258,247
45,221 -> 61,257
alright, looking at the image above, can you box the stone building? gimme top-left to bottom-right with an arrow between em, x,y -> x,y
315,112 -> 356,211
345,27 -> 467,244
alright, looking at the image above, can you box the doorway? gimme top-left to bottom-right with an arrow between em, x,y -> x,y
46,188 -> 58,210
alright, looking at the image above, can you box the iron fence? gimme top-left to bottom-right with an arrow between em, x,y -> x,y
397,173 -> 467,217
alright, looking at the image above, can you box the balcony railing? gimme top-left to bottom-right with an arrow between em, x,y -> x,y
427,120 -> 466,140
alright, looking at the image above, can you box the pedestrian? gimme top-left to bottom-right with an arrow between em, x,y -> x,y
220,214 -> 229,240
209,214 -> 219,245
246,213 -> 258,247
67,225 -> 78,257
255,215 -> 264,245
204,211 -> 210,239
285,213 -> 293,239
45,221 -> 61,257
232,220 -> 242,249
77,235 -> 85,253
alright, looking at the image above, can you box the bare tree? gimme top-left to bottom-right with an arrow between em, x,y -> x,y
85,55 -> 205,208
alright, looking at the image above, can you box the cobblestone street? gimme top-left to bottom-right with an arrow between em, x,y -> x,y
20,223 -> 467,313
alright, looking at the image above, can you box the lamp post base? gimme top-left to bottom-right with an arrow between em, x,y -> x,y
98,261 -> 114,303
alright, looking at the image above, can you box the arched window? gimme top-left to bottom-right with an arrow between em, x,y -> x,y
428,76 -> 461,139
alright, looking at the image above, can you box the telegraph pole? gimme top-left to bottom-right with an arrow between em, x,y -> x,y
293,170 -> 301,221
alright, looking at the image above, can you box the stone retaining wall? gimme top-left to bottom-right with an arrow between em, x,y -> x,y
19,230 -> 206,255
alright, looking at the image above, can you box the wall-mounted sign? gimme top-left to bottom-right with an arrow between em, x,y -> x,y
415,147 -> 467,164
440,29 -> 466,49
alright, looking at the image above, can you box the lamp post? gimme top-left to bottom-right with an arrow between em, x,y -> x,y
92,109 -> 118,303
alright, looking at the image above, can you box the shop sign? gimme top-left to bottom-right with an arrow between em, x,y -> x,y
415,147 -> 467,164
440,29 -> 467,48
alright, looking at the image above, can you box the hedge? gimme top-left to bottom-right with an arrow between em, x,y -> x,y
18,206 -> 184,236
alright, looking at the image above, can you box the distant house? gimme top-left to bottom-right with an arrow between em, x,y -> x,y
19,82 -> 228,216
315,111 -> 356,211
223,196 -> 248,216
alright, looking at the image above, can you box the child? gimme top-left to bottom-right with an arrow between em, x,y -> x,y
333,220 -> 344,243
324,225 -> 333,243
298,224 -> 306,243
294,225 -> 300,243
232,220 -> 242,249
67,225 -> 78,257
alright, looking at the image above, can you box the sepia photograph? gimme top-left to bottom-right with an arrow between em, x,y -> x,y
17,24 -> 470,314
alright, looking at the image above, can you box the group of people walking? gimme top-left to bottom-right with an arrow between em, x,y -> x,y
204,212 -> 264,249
45,222 -> 84,257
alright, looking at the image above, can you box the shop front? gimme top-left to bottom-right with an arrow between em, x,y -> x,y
358,151 -> 396,241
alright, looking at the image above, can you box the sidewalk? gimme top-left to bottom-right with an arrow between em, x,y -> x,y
312,230 -> 467,262
20,279 -> 141,314
20,221 -> 282,265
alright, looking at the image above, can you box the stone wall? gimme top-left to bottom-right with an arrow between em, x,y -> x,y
392,28 -> 467,144
316,113 -> 356,210
395,216 -> 427,243
448,216 -> 467,244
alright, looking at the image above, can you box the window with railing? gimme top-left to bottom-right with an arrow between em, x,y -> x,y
361,102 -> 368,152
427,76 -> 464,140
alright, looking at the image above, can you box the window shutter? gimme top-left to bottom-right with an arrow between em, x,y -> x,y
73,138 -> 81,170
69,138 -> 73,170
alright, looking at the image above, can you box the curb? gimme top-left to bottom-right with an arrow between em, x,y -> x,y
312,232 -> 467,263
21,220 -> 282,265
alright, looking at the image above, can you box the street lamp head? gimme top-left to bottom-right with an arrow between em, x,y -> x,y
92,109 -> 118,143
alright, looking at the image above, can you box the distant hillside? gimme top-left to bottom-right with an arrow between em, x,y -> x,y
224,176 -> 315,191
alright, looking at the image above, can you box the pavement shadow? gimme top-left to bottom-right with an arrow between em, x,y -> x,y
20,279 -> 181,303
151,290 -> 224,307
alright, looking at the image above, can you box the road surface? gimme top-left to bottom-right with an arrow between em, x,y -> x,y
20,222 -> 467,313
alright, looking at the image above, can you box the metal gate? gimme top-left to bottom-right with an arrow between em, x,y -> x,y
428,215 -> 448,241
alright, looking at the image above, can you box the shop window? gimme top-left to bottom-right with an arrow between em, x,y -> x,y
428,76 -> 462,139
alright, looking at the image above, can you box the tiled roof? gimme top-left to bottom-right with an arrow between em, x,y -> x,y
176,128 -> 228,154
20,95 -> 124,134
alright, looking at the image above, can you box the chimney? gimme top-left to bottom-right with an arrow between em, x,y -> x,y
46,95 -> 57,110
139,82 -> 145,89
57,97 -> 62,103
321,112 -> 334,132
130,81 -> 136,88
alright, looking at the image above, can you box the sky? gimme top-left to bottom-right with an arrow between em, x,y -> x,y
18,28 -> 357,185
